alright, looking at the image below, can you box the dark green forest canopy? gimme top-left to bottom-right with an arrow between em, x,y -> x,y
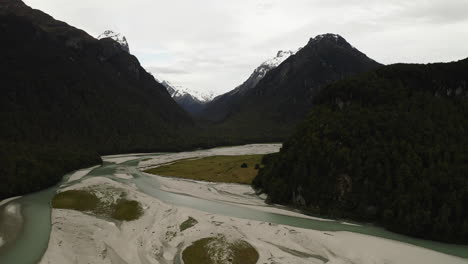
253,58 -> 468,243
0,0 -> 195,199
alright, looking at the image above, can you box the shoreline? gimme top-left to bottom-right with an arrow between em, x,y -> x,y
0,196 -> 22,208
41,173 -> 468,264
2,144 -> 466,263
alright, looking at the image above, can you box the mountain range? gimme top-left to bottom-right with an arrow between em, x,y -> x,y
160,80 -> 215,114
201,34 -> 382,142
200,50 -> 295,121
156,50 -> 295,116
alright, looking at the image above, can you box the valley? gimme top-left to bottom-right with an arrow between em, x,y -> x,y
1,0 -> 467,263
1,145 -> 467,264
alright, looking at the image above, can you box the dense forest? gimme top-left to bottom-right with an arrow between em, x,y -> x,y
0,143 -> 100,199
253,59 -> 468,243
0,0 -> 197,199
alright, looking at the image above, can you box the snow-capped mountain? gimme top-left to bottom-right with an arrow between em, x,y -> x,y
97,30 -> 130,53
159,80 -> 215,114
223,50 -> 295,97
257,50 -> 295,75
200,49 -> 296,121
162,80 -> 214,103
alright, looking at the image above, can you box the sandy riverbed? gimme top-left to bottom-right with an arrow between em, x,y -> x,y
39,144 -> 467,264
40,175 -> 467,264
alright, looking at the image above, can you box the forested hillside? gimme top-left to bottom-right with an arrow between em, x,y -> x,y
253,59 -> 468,243
0,0 -> 194,199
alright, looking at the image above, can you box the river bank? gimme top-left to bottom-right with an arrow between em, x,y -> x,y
1,144 -> 467,263
38,144 -> 468,263
41,174 -> 468,264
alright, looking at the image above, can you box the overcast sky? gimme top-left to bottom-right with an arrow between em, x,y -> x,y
24,0 -> 468,95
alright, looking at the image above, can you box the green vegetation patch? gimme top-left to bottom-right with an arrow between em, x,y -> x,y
144,155 -> 264,184
52,189 -> 142,221
111,199 -> 143,221
52,190 -> 99,211
182,236 -> 259,264
180,216 -> 198,231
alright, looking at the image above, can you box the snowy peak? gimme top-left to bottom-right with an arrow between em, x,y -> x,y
97,30 -> 130,53
160,80 -> 215,103
307,33 -> 352,49
228,49 -> 296,96
261,50 -> 295,68
245,50 -> 295,85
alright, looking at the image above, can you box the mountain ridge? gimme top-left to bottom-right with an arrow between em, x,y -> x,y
201,49 -> 296,121
202,33 -> 382,141
159,80 -> 215,115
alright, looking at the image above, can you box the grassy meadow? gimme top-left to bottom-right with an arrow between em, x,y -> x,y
144,155 -> 264,184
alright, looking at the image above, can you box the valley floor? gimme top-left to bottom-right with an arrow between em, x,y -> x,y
37,144 -> 467,264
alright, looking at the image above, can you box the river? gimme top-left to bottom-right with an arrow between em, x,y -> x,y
0,145 -> 467,263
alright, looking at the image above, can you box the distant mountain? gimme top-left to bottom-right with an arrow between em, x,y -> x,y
0,0 -> 194,199
201,50 -> 295,121
160,80 -> 215,115
97,30 -> 129,53
254,57 -> 468,243
205,34 -> 382,141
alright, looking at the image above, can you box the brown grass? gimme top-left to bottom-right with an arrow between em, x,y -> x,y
144,155 -> 264,184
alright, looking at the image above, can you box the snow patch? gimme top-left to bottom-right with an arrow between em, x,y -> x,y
261,50 -> 295,68
160,80 -> 216,103
97,30 -> 130,53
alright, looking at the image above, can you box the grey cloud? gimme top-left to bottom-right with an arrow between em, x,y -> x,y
145,66 -> 189,75
396,1 -> 468,25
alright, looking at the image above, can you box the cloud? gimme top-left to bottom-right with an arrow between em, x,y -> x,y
396,0 -> 468,25
145,66 -> 189,75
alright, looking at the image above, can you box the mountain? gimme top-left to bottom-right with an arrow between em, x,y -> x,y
203,34 -> 382,141
95,31 -> 214,115
0,0 -> 194,199
232,50 -> 296,95
160,80 -> 214,114
201,50 -> 295,121
97,30 -> 130,53
253,58 -> 468,243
